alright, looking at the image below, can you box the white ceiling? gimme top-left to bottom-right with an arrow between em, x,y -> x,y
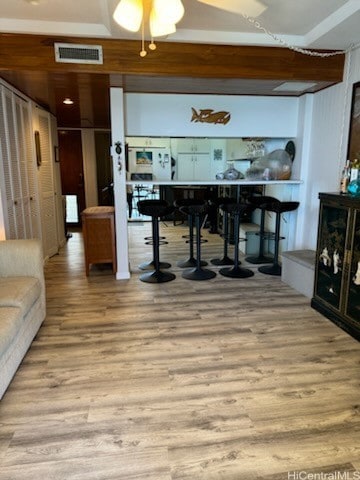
1,0 -> 360,51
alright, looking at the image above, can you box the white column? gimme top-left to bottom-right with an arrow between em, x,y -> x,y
110,87 -> 130,279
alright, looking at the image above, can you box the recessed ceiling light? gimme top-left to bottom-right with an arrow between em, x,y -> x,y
24,0 -> 41,5
63,98 -> 74,105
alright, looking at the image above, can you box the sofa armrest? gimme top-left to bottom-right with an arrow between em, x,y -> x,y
0,239 -> 45,285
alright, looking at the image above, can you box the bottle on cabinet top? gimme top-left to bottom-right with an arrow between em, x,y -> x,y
340,160 -> 350,194
350,158 -> 359,182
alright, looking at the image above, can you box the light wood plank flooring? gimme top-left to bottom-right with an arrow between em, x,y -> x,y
0,221 -> 359,480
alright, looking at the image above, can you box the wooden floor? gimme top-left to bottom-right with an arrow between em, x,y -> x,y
0,222 -> 359,480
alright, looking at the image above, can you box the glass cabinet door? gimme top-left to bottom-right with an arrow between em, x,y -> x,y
345,208 -> 360,323
315,204 -> 349,311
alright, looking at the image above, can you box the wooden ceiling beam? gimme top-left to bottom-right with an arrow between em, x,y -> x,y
0,33 -> 345,83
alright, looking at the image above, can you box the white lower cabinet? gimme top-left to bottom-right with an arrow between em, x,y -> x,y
177,153 -> 211,181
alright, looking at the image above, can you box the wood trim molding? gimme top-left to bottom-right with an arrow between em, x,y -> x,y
0,33 -> 345,83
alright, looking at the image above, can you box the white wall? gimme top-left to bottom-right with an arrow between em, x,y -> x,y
294,46 -> 360,250
125,94 -> 299,138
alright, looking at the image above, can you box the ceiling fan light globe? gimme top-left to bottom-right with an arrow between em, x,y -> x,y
150,9 -> 176,37
113,0 -> 143,32
152,0 -> 184,25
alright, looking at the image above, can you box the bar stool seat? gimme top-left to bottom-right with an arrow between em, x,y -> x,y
258,201 -> 300,276
137,200 -> 176,283
219,203 -> 255,279
179,203 -> 216,281
245,195 -> 279,265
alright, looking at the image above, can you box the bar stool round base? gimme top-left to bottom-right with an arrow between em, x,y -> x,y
219,266 -> 254,278
245,255 -> 273,265
177,258 -> 207,268
139,260 -> 171,271
139,270 -> 176,283
182,268 -> 216,281
258,264 -> 282,276
210,256 -> 236,266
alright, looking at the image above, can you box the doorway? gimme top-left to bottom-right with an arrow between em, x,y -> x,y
95,131 -> 113,206
58,130 -> 86,227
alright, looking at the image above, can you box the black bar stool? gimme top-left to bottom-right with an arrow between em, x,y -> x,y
219,202 -> 255,279
174,199 -> 207,268
137,200 -> 176,283
139,200 -> 170,271
180,203 -> 216,281
258,201 -> 300,276
210,197 -> 237,266
245,195 -> 279,265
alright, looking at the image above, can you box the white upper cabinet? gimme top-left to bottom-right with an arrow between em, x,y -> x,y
176,138 -> 210,154
126,137 -> 170,148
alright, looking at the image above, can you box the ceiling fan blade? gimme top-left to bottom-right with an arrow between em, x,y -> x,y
197,0 -> 267,17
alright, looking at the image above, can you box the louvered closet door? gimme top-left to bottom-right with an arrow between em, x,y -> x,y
14,95 -> 33,238
22,101 -> 41,239
38,110 -> 58,258
5,90 -> 26,238
0,87 -> 18,238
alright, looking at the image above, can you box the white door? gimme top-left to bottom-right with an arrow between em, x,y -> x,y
37,110 -> 58,258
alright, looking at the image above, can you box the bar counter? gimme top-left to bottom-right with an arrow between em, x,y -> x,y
127,179 -> 302,186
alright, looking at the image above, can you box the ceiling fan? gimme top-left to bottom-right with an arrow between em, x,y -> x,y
112,0 -> 268,57
196,0 -> 267,18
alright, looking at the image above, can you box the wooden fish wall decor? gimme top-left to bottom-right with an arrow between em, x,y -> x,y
191,108 -> 231,125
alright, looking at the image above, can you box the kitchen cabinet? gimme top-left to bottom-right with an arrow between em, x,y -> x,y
227,138 -> 247,160
176,138 -> 211,180
226,138 -> 265,160
177,153 -> 211,181
311,192 -> 360,340
126,137 -> 170,148
176,138 -> 210,154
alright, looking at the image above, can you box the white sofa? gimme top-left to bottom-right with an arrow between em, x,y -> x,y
0,239 -> 46,399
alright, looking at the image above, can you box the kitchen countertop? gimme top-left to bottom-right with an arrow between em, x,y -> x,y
127,179 -> 302,186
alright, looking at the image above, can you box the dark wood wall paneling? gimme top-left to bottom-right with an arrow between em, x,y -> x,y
0,33 -> 345,128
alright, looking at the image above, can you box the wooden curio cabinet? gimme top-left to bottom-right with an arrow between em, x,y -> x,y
311,193 -> 360,340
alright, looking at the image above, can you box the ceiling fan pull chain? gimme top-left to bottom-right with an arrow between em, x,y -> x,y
140,16 -> 147,57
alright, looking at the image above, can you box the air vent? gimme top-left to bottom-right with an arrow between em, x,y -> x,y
54,43 -> 103,64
